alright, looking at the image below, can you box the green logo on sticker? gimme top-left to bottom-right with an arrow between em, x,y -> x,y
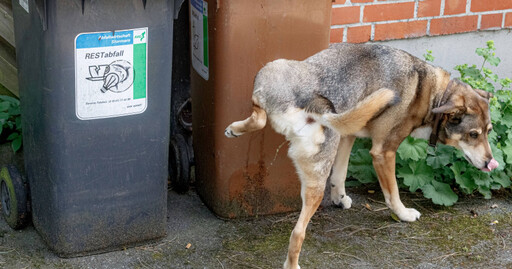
135,32 -> 146,41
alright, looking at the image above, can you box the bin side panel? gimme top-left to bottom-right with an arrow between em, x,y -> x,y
192,0 -> 332,218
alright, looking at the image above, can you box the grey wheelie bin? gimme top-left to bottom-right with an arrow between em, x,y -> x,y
10,0 -> 174,257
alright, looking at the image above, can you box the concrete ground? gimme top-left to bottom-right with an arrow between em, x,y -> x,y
2,183 -> 512,269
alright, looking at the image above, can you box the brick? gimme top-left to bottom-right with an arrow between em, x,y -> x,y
480,13 -> 503,30
363,2 -> 415,22
430,15 -> 478,35
347,25 -> 371,43
374,20 -> 428,41
418,0 -> 442,17
471,0 -> 512,12
444,0 -> 466,15
332,0 -> 347,4
330,28 -> 344,43
331,6 -> 360,25
506,12 -> 512,28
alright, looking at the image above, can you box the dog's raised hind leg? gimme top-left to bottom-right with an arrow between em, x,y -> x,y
225,103 -> 267,138
330,135 -> 356,209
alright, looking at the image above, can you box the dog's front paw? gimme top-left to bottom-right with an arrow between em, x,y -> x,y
395,207 -> 421,222
224,126 -> 240,138
332,194 -> 352,209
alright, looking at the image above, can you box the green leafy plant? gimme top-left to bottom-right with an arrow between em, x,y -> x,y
0,95 -> 22,152
423,49 -> 435,63
347,41 -> 512,206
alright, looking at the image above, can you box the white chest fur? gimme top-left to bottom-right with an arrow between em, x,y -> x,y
410,126 -> 433,140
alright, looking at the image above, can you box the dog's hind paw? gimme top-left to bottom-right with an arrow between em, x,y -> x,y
224,123 -> 243,138
224,127 -> 240,138
332,195 -> 352,209
395,207 -> 421,222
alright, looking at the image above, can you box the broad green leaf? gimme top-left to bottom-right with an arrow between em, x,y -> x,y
421,180 -> 458,206
345,180 -> 362,187
451,162 -> 476,194
478,185 -> 492,199
502,143 -> 512,163
0,112 -> 9,121
397,136 -> 428,161
490,171 -> 511,188
15,117 -> 22,130
488,56 -> 501,67
7,132 -> 19,141
397,160 -> 433,192
0,95 -> 20,105
499,78 -> 511,88
490,143 -> 505,171
352,138 -> 372,151
348,148 -> 377,184
454,173 -> 477,194
500,106 -> 512,128
0,101 -> 10,112
476,47 -> 486,57
450,160 -> 468,175
11,136 -> 22,152
491,183 -> 502,190
488,128 -> 499,143
472,169 -> 492,188
7,106 -> 20,116
426,144 -> 454,169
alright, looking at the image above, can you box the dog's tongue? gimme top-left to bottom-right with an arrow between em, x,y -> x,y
488,158 -> 499,170
482,158 -> 499,172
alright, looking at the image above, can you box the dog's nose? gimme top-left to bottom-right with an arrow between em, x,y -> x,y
485,158 -> 499,171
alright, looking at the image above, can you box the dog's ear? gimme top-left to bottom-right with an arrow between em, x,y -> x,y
433,93 -> 466,114
447,110 -> 465,124
473,88 -> 493,100
432,103 -> 466,114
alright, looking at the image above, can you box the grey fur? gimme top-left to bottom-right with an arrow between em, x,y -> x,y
253,43 -> 427,116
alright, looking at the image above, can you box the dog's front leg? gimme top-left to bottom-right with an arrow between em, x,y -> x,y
370,144 -> 421,222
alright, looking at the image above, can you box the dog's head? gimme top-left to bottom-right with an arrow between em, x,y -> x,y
433,80 -> 498,172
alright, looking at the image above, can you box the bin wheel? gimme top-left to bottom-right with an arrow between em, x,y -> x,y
0,165 -> 29,230
169,134 -> 190,193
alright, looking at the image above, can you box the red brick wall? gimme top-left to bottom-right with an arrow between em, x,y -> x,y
331,0 -> 512,43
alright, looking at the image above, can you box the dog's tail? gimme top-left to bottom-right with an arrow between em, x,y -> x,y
225,96 -> 268,138
313,88 -> 397,136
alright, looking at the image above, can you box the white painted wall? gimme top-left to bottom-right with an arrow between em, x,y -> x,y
375,29 -> 512,83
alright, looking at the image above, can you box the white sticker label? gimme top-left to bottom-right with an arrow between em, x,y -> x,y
75,28 -> 148,120
190,0 -> 209,80
19,0 -> 29,13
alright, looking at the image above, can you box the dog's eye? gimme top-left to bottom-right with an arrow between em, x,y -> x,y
470,132 -> 479,139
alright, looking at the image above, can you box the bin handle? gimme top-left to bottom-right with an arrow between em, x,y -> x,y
79,0 -> 149,13
34,0 -> 47,31
32,0 -> 152,30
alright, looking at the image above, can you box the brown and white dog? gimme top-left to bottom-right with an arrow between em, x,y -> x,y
224,43 -> 498,269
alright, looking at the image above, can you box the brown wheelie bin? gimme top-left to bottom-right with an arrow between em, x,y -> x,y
190,0 -> 332,218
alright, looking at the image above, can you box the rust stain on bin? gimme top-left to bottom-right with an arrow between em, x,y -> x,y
192,0 -> 332,218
